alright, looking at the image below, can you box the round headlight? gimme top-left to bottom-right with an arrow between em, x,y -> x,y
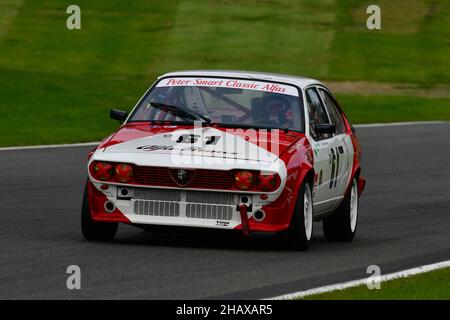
234,171 -> 254,190
115,164 -> 134,183
257,173 -> 277,192
93,162 -> 114,181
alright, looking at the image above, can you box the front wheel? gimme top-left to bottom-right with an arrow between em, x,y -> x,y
278,180 -> 313,251
323,177 -> 359,242
81,185 -> 118,241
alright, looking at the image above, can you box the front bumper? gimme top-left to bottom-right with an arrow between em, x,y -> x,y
87,180 -> 294,233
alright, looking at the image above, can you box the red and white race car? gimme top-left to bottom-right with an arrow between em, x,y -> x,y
82,70 -> 365,250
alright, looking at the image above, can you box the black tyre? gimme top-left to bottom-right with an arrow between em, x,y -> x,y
323,177 -> 358,242
81,185 -> 118,241
278,179 -> 313,251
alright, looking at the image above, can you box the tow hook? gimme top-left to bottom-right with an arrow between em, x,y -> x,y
238,204 -> 250,236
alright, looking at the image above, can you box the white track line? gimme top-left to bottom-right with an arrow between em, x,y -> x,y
267,260 -> 450,300
0,121 -> 448,152
0,141 -> 100,151
354,120 -> 449,128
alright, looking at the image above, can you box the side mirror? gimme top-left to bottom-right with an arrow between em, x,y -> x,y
110,109 -> 128,123
315,123 -> 336,135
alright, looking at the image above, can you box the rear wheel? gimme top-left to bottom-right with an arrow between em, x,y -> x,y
278,180 -> 313,251
81,185 -> 118,241
323,177 -> 358,242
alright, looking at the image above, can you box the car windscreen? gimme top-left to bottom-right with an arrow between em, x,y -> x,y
128,77 -> 304,132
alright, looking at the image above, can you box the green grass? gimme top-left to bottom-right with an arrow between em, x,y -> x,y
0,0 -> 449,146
301,267 -> 450,300
338,94 -> 450,124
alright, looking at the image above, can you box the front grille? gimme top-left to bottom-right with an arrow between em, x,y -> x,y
186,204 -> 233,220
134,200 -> 180,217
186,190 -> 236,205
133,188 -> 236,204
134,188 -> 181,202
132,189 -> 237,221
134,166 -> 234,189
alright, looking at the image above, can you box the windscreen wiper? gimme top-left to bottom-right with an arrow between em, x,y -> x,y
149,102 -> 211,124
214,122 -> 290,132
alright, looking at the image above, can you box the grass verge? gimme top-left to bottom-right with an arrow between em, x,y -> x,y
338,94 -> 450,124
0,0 -> 449,146
300,267 -> 450,300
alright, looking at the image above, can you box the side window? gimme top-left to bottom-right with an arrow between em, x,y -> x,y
319,89 -> 346,134
305,88 -> 331,140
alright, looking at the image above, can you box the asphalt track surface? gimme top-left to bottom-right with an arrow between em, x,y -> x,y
1,123 -> 449,299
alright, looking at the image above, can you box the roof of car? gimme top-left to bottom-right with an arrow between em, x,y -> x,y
159,70 -> 324,89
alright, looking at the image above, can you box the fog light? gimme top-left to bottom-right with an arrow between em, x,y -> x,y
104,201 -> 115,213
253,210 -> 265,222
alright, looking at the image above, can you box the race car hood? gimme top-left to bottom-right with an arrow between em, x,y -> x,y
98,123 -> 303,163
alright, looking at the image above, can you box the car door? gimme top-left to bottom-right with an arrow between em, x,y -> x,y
318,87 -> 354,207
304,87 -> 335,214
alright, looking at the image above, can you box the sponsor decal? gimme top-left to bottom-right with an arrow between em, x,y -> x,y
108,125 -> 280,165
313,148 -> 318,157
216,220 -> 230,227
157,77 -> 299,97
137,144 -> 240,157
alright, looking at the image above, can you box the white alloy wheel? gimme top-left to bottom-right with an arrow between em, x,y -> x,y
349,178 -> 358,232
304,183 -> 313,240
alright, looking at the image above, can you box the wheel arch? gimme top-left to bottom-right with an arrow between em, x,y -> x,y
304,168 -> 315,190
284,166 -> 315,226
348,165 -> 365,196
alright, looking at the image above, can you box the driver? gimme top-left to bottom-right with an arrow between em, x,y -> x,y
265,98 -> 292,128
